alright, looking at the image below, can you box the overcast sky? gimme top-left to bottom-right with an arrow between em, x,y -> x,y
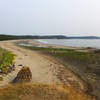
0,0 -> 100,36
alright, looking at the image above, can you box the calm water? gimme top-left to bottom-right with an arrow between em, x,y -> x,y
37,39 -> 100,49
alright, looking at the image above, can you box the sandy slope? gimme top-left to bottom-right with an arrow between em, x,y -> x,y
0,40 -> 86,92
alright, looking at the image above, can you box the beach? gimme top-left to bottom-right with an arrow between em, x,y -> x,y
0,40 -> 60,85
0,40 -> 87,90
0,39 -> 99,100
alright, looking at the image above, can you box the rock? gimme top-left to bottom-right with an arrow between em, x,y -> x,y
13,66 -> 32,83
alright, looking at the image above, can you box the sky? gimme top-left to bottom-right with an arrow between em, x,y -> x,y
0,0 -> 100,36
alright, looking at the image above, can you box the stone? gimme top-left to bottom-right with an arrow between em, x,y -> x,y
13,66 -> 32,83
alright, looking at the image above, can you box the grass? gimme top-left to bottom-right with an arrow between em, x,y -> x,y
0,83 -> 96,100
24,46 -> 97,65
0,48 -> 16,73
27,46 -> 69,51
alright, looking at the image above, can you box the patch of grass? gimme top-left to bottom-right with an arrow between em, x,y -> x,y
0,48 -> 16,73
27,46 -> 71,51
54,51 -> 96,64
25,46 -> 96,63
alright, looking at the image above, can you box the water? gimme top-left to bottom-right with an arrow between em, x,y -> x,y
36,39 -> 100,49
18,43 -> 50,48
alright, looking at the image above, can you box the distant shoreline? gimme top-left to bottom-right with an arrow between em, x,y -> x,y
0,34 -> 100,41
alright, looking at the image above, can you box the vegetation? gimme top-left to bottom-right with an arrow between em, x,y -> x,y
27,46 -> 69,51
0,34 -> 100,41
0,35 -> 67,41
0,48 -> 15,73
0,83 -> 95,100
24,46 -> 97,64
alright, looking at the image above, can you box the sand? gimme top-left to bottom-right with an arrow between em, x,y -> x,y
0,40 -> 87,92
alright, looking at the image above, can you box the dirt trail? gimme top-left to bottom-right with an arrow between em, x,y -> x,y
0,40 -> 86,92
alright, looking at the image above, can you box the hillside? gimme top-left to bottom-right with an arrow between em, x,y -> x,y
0,34 -> 100,41
0,35 -> 67,40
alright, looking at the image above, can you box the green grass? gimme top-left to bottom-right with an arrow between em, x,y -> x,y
0,48 -> 16,73
27,46 -> 70,51
25,46 -> 96,63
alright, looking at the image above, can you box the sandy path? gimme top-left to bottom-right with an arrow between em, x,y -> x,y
0,40 -> 61,86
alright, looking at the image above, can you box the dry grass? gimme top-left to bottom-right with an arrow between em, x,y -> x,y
0,83 -> 96,100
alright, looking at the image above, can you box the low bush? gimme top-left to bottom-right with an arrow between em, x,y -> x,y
0,48 -> 15,73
